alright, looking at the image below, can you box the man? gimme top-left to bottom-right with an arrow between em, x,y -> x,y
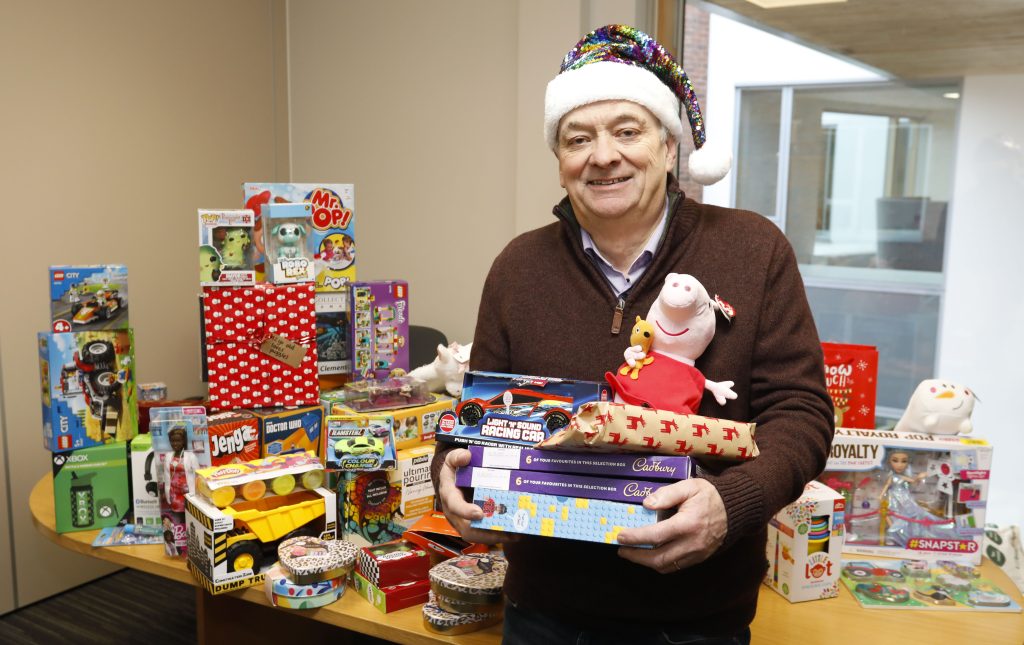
432,25 -> 833,644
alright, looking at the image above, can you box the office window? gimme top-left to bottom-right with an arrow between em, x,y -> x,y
735,82 -> 959,420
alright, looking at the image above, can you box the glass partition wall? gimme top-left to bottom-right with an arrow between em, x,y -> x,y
734,82 -> 960,420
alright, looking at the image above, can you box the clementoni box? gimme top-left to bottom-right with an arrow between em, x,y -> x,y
49,265 -> 129,333
327,391 -> 454,450
818,427 -> 992,564
822,342 -> 879,429
350,281 -> 408,381
437,371 -> 611,448
52,442 -> 130,533
254,405 -> 323,458
243,183 -> 355,289
764,480 -> 845,603
198,209 -> 256,286
39,330 -> 138,452
316,291 -> 352,377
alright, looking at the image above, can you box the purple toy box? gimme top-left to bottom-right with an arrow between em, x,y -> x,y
349,281 -> 408,381
466,445 -> 692,481
456,467 -> 669,504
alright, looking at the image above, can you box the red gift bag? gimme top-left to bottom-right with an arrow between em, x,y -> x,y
821,342 -> 878,429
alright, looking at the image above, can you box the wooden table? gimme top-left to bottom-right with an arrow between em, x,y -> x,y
31,476 -> 1024,644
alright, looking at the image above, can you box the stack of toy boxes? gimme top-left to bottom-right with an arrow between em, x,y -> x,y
184,451 -> 335,594
818,428 -> 992,565
42,265 -> 137,533
764,480 -> 845,603
352,539 -> 432,612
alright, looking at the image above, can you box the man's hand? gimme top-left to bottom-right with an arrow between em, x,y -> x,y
436,448 -> 511,545
615,478 -> 727,574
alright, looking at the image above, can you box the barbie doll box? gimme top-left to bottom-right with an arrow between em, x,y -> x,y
764,480 -> 845,603
818,428 -> 992,564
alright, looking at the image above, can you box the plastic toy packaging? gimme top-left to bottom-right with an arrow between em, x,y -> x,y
340,376 -> 432,412
324,415 -> 397,471
264,203 -> 315,284
197,209 -> 256,286
194,451 -> 326,509
150,406 -> 212,556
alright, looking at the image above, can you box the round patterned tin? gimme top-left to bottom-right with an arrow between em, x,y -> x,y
265,563 -> 345,600
428,553 -> 507,606
272,584 -> 345,610
422,592 -> 502,634
277,536 -> 358,585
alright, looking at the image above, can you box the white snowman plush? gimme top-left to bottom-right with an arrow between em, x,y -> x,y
894,379 -> 976,435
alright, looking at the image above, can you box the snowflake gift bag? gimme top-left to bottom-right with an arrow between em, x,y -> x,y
203,284 -> 319,411
821,342 -> 878,429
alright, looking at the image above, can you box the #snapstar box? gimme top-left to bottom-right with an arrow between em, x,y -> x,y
822,342 -> 879,429
819,427 -> 992,564
764,480 -> 845,603
52,442 -> 130,533
49,265 -> 129,333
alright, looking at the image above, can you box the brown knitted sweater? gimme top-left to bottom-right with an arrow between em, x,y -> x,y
431,179 -> 834,631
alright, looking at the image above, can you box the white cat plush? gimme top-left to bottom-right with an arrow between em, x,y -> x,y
894,379 -> 976,435
408,342 -> 472,397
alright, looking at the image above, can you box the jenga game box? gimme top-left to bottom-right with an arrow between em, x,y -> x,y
821,342 -> 878,429
206,410 -> 260,466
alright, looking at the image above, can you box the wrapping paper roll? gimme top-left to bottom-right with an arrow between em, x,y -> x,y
429,554 -> 506,606
278,536 -> 358,585
537,402 -> 758,461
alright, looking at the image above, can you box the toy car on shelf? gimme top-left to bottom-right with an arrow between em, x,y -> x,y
842,561 -> 906,582
59,339 -> 124,437
72,289 -> 126,326
342,376 -> 432,412
195,451 -> 325,509
912,584 -> 956,606
335,436 -> 384,457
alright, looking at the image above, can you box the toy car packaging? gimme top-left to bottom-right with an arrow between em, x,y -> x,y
206,410 -> 260,466
822,342 -> 879,429
51,442 -> 130,533
437,371 -> 611,449
49,265 -> 129,333
324,414 -> 397,472
264,203 -> 315,284
39,329 -> 138,452
197,209 -> 256,286
242,183 -> 355,288
202,283 -> 319,411
253,405 -> 323,458
150,406 -> 212,557
335,376 -> 432,413
350,281 -> 408,381
326,390 -> 454,451
818,427 -> 992,564
764,480 -> 845,603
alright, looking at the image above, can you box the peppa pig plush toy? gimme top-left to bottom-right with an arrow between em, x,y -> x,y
606,273 -> 735,414
894,379 -> 976,435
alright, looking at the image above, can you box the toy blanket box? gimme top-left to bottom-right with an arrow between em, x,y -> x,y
818,427 -> 992,564
437,371 -> 611,448
764,480 -> 845,603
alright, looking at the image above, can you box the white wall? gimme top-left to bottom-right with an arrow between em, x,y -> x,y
940,74 -> 1024,529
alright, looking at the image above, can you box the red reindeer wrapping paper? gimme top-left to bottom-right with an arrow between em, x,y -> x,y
537,401 -> 758,461
203,284 -> 319,411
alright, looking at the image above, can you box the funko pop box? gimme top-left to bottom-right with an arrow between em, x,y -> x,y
39,329 -> 138,453
764,480 -> 845,603
52,441 -> 130,534
437,371 -> 611,449
49,265 -> 129,333
818,427 -> 992,564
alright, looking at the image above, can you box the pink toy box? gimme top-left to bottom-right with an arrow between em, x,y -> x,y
819,427 -> 992,564
764,480 -> 845,603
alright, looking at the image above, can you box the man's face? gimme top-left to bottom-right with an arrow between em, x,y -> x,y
556,100 -> 677,227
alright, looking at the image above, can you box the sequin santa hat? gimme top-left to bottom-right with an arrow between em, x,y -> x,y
544,24 -> 731,185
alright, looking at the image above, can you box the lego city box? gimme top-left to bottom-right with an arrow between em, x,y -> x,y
253,405 -> 323,458
52,441 -> 131,533
328,391 -> 454,450
764,480 -> 845,603
818,427 -> 992,564
202,283 -> 320,411
49,265 -> 129,333
822,342 -> 879,429
184,486 -> 337,595
437,371 -> 611,449
39,329 -> 138,453
242,183 -> 355,288
349,281 -> 408,381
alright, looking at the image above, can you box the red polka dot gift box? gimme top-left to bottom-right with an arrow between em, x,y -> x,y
203,284 -> 319,411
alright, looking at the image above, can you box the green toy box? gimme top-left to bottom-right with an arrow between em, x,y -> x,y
52,442 -> 130,533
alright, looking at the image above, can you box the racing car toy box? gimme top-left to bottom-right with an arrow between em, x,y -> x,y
350,281 -> 408,381
52,441 -> 130,533
818,427 -> 992,564
49,265 -> 129,333
436,371 -> 611,448
39,329 -> 138,452
323,414 -> 397,472
764,480 -> 845,603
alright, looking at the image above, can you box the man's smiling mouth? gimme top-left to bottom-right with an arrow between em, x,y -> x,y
588,177 -> 629,186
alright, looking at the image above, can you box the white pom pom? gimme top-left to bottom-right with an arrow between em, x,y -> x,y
688,141 -> 732,186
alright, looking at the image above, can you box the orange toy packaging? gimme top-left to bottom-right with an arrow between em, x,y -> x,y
822,342 -> 879,429
206,410 -> 261,466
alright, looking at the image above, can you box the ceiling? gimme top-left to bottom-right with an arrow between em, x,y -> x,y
699,0 -> 1024,79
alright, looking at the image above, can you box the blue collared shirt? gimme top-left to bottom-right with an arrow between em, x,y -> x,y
580,202 -> 668,296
